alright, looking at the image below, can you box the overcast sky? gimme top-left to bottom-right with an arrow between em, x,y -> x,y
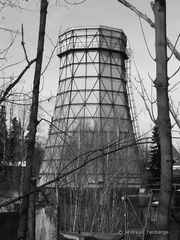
1,0 -> 180,145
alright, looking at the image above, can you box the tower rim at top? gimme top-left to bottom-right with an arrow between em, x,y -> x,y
57,25 -> 128,58
59,25 -> 126,37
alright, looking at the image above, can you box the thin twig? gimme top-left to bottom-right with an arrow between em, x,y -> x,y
138,17 -> 155,61
168,64 -> 180,81
0,30 -> 19,60
131,53 -> 155,122
0,26 -> 20,34
21,24 -> 30,64
169,77 -> 180,92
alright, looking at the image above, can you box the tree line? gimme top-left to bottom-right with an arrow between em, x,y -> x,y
0,105 -> 24,166
0,105 -> 44,168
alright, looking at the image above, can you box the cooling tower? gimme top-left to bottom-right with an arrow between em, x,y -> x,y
37,26 -> 140,237
39,26 -> 139,187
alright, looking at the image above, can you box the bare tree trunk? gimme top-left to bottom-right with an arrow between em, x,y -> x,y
17,1 -> 48,240
152,1 -> 173,239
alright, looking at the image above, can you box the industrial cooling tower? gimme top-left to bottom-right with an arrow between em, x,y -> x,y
37,26 -> 140,238
39,26 -> 139,186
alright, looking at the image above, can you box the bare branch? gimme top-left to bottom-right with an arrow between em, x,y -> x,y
0,59 -> 24,71
116,0 -> 180,61
39,117 -> 71,137
41,40 -> 58,76
0,58 -> 36,104
169,77 -> 180,92
0,30 -> 19,61
0,26 -> 20,34
168,33 -> 180,61
166,37 -> 180,61
21,24 -> 30,64
131,53 -> 156,122
117,0 -> 154,27
169,64 -> 180,81
138,17 -> 155,61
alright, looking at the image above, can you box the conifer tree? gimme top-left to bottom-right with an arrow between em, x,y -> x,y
9,117 -> 22,165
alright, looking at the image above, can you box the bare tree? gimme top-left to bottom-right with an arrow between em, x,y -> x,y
17,1 -> 48,240
152,1 -> 172,239
116,0 -> 174,239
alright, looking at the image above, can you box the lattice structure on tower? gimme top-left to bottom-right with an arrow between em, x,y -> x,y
126,49 -> 141,141
37,26 -> 141,237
